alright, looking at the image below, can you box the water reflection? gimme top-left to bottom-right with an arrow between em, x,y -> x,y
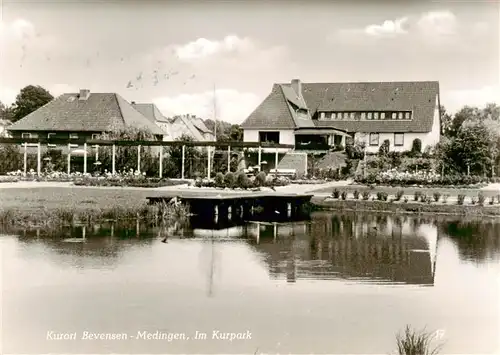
246,213 -> 436,286
2,212 -> 499,354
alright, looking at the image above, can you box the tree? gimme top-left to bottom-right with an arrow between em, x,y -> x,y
440,105 -> 453,136
0,101 -> 14,122
11,85 -> 54,122
447,106 -> 482,138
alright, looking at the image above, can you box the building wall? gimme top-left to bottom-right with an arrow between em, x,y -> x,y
243,129 -> 295,145
355,96 -> 441,154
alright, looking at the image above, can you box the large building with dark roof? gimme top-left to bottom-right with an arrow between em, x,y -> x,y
7,89 -> 166,140
241,79 -> 441,153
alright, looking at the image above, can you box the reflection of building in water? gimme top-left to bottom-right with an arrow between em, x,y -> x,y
248,214 -> 436,286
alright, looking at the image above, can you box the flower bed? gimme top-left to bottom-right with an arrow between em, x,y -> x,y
354,169 -> 497,187
193,171 -> 290,190
3,169 -> 190,187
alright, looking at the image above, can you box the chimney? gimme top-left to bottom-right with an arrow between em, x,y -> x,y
291,79 -> 302,96
79,89 -> 90,101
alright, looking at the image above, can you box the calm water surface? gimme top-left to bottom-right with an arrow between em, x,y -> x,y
2,212 -> 500,354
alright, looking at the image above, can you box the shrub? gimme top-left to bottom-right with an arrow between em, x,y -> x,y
362,191 -> 370,200
255,171 -> 266,187
433,192 -> 441,202
420,194 -> 429,203
403,196 -> 408,203
395,190 -> 404,201
471,196 -> 477,205
442,194 -> 449,203
224,172 -> 235,188
332,188 -> 340,198
477,192 -> 486,206
236,172 -> 249,189
414,191 -> 422,201
353,190 -> 360,199
378,139 -> 390,156
457,194 -> 465,205
377,191 -> 388,201
489,196 -> 495,205
341,191 -> 348,200
214,172 -> 225,188
411,138 -> 422,156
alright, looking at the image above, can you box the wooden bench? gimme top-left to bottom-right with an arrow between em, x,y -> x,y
269,168 -> 296,177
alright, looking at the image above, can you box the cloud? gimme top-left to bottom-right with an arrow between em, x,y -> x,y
153,89 -> 261,124
173,35 -> 253,61
416,10 -> 458,37
443,84 -> 500,114
0,87 -> 18,106
364,17 -> 409,37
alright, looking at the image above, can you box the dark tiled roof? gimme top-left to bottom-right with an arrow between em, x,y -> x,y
302,81 -> 439,133
190,116 -> 212,134
8,93 -> 165,135
132,103 -> 170,123
240,84 -> 297,129
242,81 -> 439,133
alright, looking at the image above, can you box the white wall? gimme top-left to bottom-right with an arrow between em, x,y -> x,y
243,129 -> 295,145
356,95 -> 441,154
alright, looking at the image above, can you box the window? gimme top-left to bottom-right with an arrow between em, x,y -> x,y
21,133 -> 31,139
259,131 -> 280,144
369,133 -> 379,146
361,112 -> 366,120
47,133 -> 56,148
350,112 -> 355,120
69,144 -> 79,148
392,112 -> 397,119
320,112 -> 325,120
343,112 -> 349,119
367,112 -> 373,120
398,112 -> 403,120
374,112 -> 379,119
394,133 -> 404,146
381,112 -> 386,119
405,112 -> 410,119
331,112 -> 336,119
69,133 -> 78,139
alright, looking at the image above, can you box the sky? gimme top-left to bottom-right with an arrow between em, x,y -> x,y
0,0 -> 499,124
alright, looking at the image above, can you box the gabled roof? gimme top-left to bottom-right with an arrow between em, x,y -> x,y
173,115 -> 205,141
131,103 -> 170,123
241,80 -> 440,133
240,84 -> 298,129
190,116 -> 212,134
8,93 -> 165,135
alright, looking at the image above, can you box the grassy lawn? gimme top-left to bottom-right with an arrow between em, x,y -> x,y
310,184 -> 500,198
0,187 -> 168,213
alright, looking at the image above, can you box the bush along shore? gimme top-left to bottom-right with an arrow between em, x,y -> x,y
0,200 -> 190,231
313,188 -> 500,217
193,171 -> 290,189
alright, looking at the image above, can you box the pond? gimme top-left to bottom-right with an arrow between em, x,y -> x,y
2,212 -> 499,354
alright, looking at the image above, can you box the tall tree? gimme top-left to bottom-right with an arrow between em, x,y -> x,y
446,106 -> 482,138
482,102 -> 500,121
440,105 -> 453,136
11,85 -> 54,122
0,101 -> 14,122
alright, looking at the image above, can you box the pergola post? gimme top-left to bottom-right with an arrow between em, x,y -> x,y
67,143 -> 71,175
112,144 -> 116,174
137,145 -> 141,173
275,147 -> 279,177
227,146 -> 231,173
23,142 -> 27,176
258,146 -> 262,171
181,145 -> 185,180
83,142 -> 87,174
37,142 -> 41,176
207,146 -> 211,179
159,147 -> 163,178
